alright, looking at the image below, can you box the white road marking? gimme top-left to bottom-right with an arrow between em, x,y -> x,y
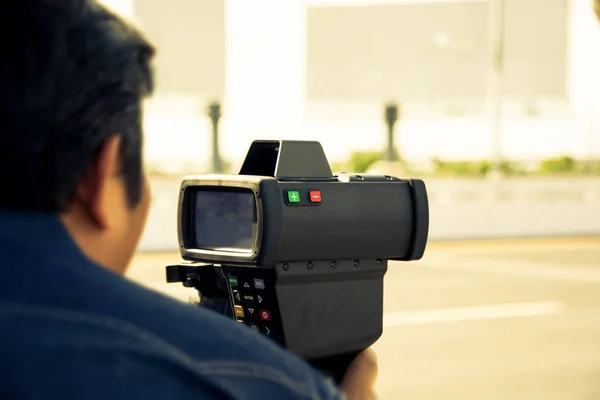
383,301 -> 564,327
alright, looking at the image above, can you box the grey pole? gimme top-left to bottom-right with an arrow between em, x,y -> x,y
384,103 -> 400,162
207,101 -> 223,173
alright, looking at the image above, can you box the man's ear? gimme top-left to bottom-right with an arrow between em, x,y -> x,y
76,134 -> 122,230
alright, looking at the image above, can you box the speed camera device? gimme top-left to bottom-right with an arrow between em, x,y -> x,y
166,140 -> 429,381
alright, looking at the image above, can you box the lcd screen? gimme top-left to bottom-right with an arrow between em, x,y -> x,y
193,190 -> 256,252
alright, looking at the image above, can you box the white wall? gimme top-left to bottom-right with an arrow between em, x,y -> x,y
220,0 -> 308,162
134,0 -> 600,169
568,0 -> 600,159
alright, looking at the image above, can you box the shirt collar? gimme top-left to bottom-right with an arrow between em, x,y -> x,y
0,209 -> 91,266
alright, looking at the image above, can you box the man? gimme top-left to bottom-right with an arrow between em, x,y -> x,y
0,1 -> 377,399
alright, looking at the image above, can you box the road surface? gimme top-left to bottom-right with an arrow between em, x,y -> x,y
127,238 -> 600,399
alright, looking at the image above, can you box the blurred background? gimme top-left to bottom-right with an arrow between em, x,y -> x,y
104,0 -> 600,398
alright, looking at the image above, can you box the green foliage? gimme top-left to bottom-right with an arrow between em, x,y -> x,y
478,160 -> 491,176
335,153 -> 600,178
347,151 -> 383,173
431,158 -> 525,177
432,158 -> 491,177
330,162 -> 344,173
539,156 -> 576,174
499,161 -> 525,176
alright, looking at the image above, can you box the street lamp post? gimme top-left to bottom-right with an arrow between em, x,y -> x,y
207,101 -> 223,173
384,102 -> 400,162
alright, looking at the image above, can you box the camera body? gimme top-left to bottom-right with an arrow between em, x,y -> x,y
166,140 -> 429,379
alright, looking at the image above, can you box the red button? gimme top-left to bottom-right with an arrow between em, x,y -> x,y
309,191 -> 322,203
260,310 -> 271,321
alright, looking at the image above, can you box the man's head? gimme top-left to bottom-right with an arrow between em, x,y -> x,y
0,0 -> 155,274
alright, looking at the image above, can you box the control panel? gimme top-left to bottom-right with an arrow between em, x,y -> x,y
222,266 -> 284,344
283,189 -> 322,206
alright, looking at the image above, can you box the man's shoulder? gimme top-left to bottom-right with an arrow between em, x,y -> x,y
0,258 -> 342,400
0,301 -> 340,400
0,305 -> 218,399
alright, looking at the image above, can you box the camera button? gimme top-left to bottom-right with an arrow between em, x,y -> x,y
253,278 -> 265,290
309,191 -> 322,203
233,290 -> 242,304
262,325 -> 272,336
287,191 -> 300,203
259,310 -> 271,321
234,306 -> 244,318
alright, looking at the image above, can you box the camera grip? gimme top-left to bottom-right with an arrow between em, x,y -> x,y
179,264 -> 363,384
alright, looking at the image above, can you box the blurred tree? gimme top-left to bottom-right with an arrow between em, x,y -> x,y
431,158 -> 522,177
348,151 -> 382,173
539,156 -> 575,174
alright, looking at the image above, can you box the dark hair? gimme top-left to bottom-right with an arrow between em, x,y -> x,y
0,0 -> 154,212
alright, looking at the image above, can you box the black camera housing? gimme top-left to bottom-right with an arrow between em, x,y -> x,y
166,140 -> 429,380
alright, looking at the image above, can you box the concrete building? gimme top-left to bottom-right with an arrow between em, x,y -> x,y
100,0 -> 600,169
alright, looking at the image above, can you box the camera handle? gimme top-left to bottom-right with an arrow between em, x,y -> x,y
166,263 -> 363,384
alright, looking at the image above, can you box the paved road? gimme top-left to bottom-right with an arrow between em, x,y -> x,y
127,238 -> 600,399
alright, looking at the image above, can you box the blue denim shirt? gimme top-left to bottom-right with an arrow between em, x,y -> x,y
0,211 -> 344,399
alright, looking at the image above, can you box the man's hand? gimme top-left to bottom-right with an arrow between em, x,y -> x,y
339,349 -> 378,400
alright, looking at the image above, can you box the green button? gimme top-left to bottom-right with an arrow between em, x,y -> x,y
228,275 -> 238,287
287,191 -> 300,203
